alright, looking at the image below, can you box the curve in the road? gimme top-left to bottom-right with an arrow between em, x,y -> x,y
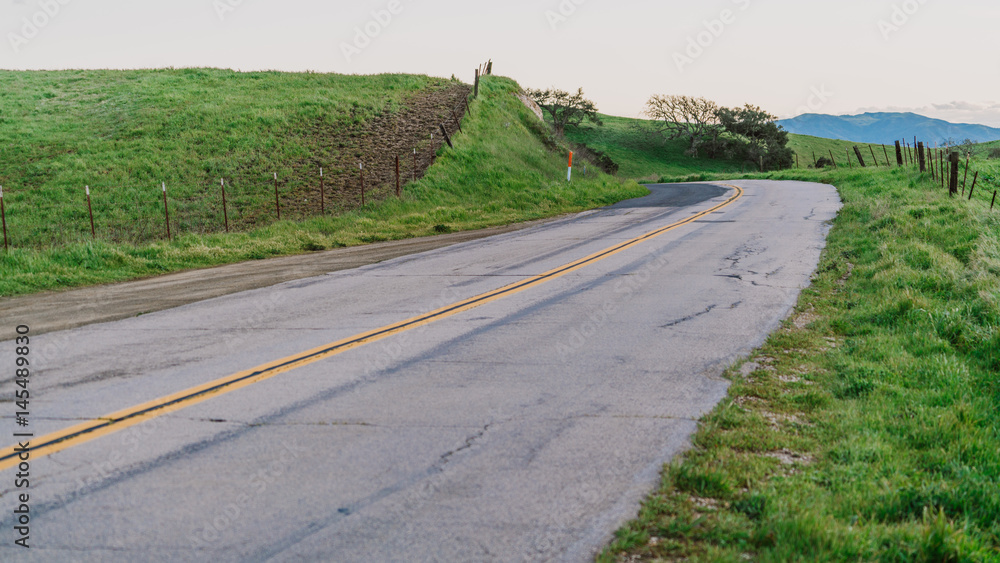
0,184 -> 743,472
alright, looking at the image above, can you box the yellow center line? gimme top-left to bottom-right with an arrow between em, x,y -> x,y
0,184 -> 744,471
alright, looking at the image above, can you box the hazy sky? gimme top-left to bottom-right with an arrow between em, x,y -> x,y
4,0 -> 999,125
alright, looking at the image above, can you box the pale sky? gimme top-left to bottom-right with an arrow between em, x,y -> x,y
3,0 -> 999,126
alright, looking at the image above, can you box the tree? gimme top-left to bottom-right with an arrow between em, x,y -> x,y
642,95 -> 721,156
716,104 -> 794,170
526,87 -> 602,136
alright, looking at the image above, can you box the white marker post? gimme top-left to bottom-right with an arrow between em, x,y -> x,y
567,151 -> 574,182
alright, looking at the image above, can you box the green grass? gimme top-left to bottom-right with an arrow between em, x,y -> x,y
561,114 -> 905,180
561,115 -> 748,180
0,73 -> 645,296
787,134 -> 901,169
600,164 -> 1000,561
0,68 -> 449,245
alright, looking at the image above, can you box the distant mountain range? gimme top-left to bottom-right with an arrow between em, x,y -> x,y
776,112 -> 1000,145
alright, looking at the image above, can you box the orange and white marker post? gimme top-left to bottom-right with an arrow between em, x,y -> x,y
567,151 -> 574,182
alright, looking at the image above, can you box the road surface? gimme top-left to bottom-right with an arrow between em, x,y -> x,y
0,180 -> 840,562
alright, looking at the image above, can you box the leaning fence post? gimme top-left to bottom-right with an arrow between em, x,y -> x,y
85,186 -> 96,239
221,178 -> 229,233
853,146 -> 866,167
829,150 -> 838,168
162,182 -> 171,241
439,124 -> 453,148
0,185 -> 8,251
968,172 -> 978,201
451,108 -> 462,133
883,145 -> 891,167
992,190 -> 997,211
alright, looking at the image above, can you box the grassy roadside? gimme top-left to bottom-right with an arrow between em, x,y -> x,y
600,166 -> 1000,561
560,113 -> 894,180
561,115 -> 746,180
0,75 -> 645,297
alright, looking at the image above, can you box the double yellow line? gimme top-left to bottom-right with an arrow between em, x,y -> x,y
0,184 -> 743,471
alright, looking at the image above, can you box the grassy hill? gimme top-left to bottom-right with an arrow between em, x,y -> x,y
0,71 -> 644,296
561,113 -> 905,180
561,115 -> 747,180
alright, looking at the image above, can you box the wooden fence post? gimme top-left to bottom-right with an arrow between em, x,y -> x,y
895,141 -> 904,167
162,183 -> 171,241
439,124 -> 453,148
829,150 -> 838,168
474,69 -> 479,98
968,172 -> 978,201
917,142 -> 926,173
940,151 -> 945,189
883,145 -> 891,167
221,179 -> 229,232
853,146 -> 866,167
85,186 -> 96,239
949,152 -> 960,196
962,154 -> 970,195
869,145 -> 879,167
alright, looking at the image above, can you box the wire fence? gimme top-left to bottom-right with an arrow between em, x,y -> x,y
0,78 -> 486,252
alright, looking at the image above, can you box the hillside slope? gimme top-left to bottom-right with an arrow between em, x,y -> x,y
0,71 -> 643,296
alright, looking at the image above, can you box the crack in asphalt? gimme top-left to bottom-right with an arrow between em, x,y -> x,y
661,305 -> 718,328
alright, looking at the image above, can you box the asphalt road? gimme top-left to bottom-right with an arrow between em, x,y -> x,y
0,180 -> 840,562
